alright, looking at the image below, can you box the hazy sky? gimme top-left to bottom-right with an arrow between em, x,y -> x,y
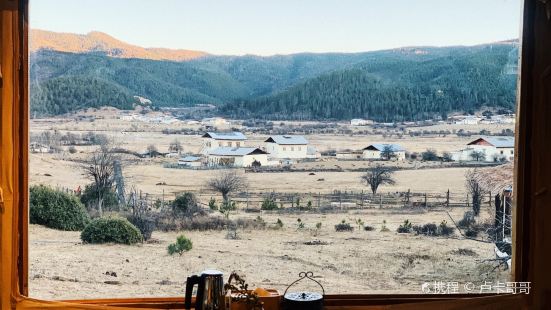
31,0 -> 522,56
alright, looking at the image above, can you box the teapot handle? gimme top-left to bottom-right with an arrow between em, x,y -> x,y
283,271 -> 325,296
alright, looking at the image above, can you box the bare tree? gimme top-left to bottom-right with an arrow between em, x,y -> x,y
169,139 -> 183,154
361,165 -> 396,195
465,169 -> 483,216
206,170 -> 248,203
380,145 -> 395,160
83,144 -> 118,216
147,144 -> 158,157
470,150 -> 486,162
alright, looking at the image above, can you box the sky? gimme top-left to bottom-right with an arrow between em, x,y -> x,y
30,0 -> 522,56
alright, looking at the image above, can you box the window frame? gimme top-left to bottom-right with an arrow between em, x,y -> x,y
1,0 -> 548,308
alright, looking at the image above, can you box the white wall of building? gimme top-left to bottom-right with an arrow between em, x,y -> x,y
207,154 -> 269,167
265,143 -> 307,159
362,150 -> 406,160
202,138 -> 245,155
452,145 -> 514,162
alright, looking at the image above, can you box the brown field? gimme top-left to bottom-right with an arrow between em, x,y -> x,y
29,207 -> 509,299
28,110 -> 513,300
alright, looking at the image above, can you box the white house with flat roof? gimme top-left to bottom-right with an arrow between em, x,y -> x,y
264,135 -> 309,159
452,136 -> 515,162
207,147 -> 269,167
362,143 -> 406,160
201,132 -> 247,155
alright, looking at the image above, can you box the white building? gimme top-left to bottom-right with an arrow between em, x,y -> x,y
201,117 -> 229,127
362,144 -> 406,160
350,119 -> 374,126
207,147 -> 269,167
178,156 -> 203,167
201,132 -> 247,155
336,151 -> 363,160
264,135 -> 309,159
454,115 -> 481,125
452,136 -> 515,162
30,142 -> 50,153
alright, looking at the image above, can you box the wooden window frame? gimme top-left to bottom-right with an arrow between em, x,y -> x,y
1,0 -> 550,308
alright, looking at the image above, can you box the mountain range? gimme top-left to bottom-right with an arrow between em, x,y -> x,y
30,29 -> 519,121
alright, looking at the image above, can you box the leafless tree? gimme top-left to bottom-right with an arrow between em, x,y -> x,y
465,169 -> 483,216
470,150 -> 486,162
361,165 -> 396,195
147,144 -> 158,157
206,170 -> 248,203
169,139 -> 183,154
83,144 -> 118,216
380,145 -> 395,160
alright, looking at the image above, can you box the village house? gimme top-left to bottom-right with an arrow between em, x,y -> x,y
30,142 -> 50,153
336,150 -> 364,160
201,132 -> 247,155
452,136 -> 515,162
177,155 -> 203,168
207,147 -> 269,167
264,135 -> 309,159
362,143 -> 406,160
350,118 -> 374,126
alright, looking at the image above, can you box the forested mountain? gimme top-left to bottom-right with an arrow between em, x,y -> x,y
222,44 -> 518,121
30,29 -> 518,120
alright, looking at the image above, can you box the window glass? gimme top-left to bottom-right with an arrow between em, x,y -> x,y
29,0 -> 520,299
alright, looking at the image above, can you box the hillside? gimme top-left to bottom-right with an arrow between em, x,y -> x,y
30,29 -> 519,120
222,44 -> 518,121
30,29 -> 207,61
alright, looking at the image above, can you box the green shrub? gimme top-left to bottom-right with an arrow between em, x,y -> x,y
167,235 -> 193,255
465,228 -> 479,238
208,197 -> 218,211
261,197 -> 278,210
397,219 -> 413,233
276,218 -> 284,228
80,184 -> 120,212
457,211 -> 476,228
127,215 -> 155,241
81,217 -> 143,244
335,220 -> 354,232
30,185 -> 90,231
172,192 -> 200,216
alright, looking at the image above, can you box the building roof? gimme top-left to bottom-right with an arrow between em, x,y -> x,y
208,147 -> 268,156
363,143 -> 405,152
179,156 -> 201,162
202,132 -> 247,140
264,135 -> 308,145
468,136 -> 515,148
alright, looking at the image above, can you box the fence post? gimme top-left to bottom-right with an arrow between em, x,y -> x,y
246,191 -> 249,210
339,192 -> 342,209
360,190 -> 364,208
466,193 -> 470,208
446,189 -> 450,208
424,193 -> 427,207
318,192 -> 321,209
488,191 -> 492,207
379,194 -> 382,208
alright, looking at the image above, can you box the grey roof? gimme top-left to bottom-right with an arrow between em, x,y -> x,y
208,147 -> 268,156
468,136 -> 515,148
202,132 -> 247,140
179,156 -> 201,162
363,143 -> 406,152
265,135 -> 309,145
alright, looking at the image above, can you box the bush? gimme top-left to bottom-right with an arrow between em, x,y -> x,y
421,149 -> 439,161
261,197 -> 278,210
465,228 -> 479,238
457,211 -> 476,228
30,185 -> 90,231
80,184 -> 120,212
413,223 -> 438,236
397,219 -> 413,233
127,215 -> 155,241
364,225 -> 375,231
276,218 -> 284,228
438,220 -> 455,236
172,192 -> 201,216
335,220 -> 354,232
208,197 -> 218,211
81,217 -> 143,244
167,235 -> 193,255
68,146 -> 78,154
